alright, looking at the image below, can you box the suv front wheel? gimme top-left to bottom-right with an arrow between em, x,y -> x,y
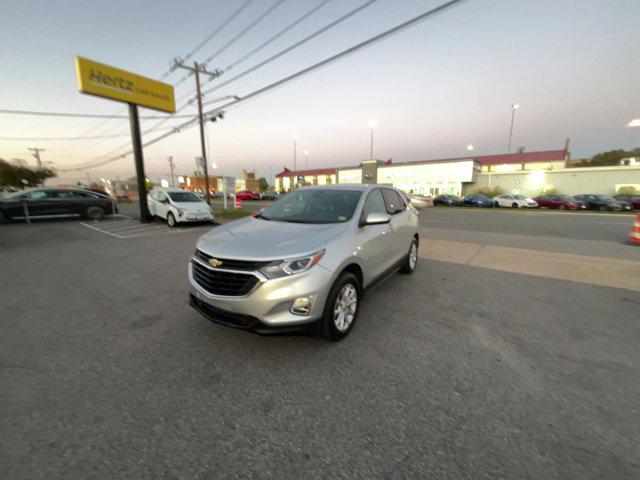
400,238 -> 418,274
319,272 -> 361,341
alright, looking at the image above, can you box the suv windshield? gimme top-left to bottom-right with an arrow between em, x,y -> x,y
513,195 -> 526,199
259,189 -> 362,223
168,192 -> 201,202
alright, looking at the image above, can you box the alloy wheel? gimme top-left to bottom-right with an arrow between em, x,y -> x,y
409,242 -> 418,270
333,283 -> 358,332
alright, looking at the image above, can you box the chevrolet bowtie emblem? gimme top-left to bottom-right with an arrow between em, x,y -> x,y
208,258 -> 223,267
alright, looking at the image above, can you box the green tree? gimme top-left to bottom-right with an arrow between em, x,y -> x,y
580,148 -> 640,167
258,177 -> 269,192
0,159 -> 56,188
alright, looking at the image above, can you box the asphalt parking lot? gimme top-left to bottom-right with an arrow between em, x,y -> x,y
1,208 -> 639,479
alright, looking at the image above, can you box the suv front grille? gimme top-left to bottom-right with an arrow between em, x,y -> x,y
195,250 -> 271,271
191,261 -> 259,296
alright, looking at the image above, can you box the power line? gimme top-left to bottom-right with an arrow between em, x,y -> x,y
166,0 -> 256,76
173,0 -> 287,89
0,108 -> 196,120
60,0 -> 467,172
225,0 -> 333,72
201,0 -> 380,98
0,125 -> 178,141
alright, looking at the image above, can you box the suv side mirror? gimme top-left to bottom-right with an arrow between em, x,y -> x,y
363,212 -> 391,226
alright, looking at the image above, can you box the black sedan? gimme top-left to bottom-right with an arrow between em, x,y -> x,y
573,194 -> 632,212
0,188 -> 117,222
433,194 -> 461,206
461,194 -> 494,207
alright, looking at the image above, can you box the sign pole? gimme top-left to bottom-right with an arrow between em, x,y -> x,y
128,103 -> 151,222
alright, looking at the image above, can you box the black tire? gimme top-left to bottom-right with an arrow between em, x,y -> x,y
494,201 -> 500,207
319,272 -> 361,341
400,238 -> 419,274
558,204 -> 566,210
598,205 -> 607,212
167,212 -> 177,227
512,202 -> 519,208
86,206 -> 105,220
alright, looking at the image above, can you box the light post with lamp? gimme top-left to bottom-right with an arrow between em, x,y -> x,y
368,119 -> 378,161
508,103 -> 519,153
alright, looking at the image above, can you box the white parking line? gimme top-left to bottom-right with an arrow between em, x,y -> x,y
79,218 -> 212,239
79,222 -> 125,239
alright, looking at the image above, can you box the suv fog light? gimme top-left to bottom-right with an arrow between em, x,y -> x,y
290,295 -> 315,316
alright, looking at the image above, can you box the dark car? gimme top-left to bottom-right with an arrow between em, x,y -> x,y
433,194 -> 461,206
85,188 -> 110,197
0,188 -> 117,222
574,194 -> 632,212
533,194 -> 584,210
235,190 -> 260,201
260,191 -> 279,201
461,194 -> 494,207
614,194 -> 640,210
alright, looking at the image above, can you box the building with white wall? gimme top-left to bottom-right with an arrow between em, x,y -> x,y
273,146 -> 640,196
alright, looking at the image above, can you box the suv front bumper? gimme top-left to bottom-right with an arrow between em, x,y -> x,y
188,262 -> 335,332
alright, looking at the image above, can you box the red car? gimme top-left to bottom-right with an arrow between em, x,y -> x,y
614,194 -> 640,210
235,190 -> 260,201
534,194 -> 585,210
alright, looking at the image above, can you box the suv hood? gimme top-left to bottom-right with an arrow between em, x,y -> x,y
197,216 -> 348,260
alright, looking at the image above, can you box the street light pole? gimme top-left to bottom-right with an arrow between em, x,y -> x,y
508,103 -> 519,153
368,119 -> 378,161
304,150 -> 309,169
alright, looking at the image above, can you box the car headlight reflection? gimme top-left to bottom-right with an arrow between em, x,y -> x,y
259,250 -> 325,279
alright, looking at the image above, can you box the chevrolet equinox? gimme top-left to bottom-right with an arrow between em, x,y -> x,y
188,185 -> 419,340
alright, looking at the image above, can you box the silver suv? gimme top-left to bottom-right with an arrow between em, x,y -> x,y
188,185 -> 419,340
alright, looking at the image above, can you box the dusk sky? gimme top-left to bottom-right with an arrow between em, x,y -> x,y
1,0 -> 639,184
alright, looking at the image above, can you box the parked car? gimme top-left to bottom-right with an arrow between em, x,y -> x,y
0,188 -> 117,221
408,194 -> 432,209
235,191 -> 260,201
188,185 -> 419,340
493,194 -> 539,208
533,194 -> 584,210
432,194 -> 461,206
461,194 -> 494,207
614,194 -> 640,210
260,191 -> 279,201
574,194 -> 633,212
147,188 -> 214,227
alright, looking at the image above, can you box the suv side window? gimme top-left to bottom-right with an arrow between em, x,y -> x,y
382,189 -> 405,215
362,189 -> 387,218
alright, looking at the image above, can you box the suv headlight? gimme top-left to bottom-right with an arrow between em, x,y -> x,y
259,250 -> 325,279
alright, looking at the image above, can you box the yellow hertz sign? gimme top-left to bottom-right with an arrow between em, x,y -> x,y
75,56 -> 175,113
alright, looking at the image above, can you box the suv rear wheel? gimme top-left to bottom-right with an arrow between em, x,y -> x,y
319,272 -> 361,341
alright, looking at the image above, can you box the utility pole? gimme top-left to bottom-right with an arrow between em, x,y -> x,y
28,147 -> 45,169
167,156 -> 175,188
173,59 -> 223,205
